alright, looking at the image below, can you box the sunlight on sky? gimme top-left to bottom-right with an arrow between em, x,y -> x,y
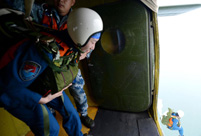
158,0 -> 201,6
157,5 -> 201,136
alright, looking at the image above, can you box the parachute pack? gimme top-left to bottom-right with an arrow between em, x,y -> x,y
0,8 -> 79,96
161,108 -> 173,126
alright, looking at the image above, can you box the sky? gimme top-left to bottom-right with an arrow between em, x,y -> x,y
157,2 -> 201,136
158,0 -> 201,6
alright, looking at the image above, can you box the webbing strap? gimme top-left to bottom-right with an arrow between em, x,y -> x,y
36,41 -> 79,72
40,104 -> 50,136
36,42 -> 66,72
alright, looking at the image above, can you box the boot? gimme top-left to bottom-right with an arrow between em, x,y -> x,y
80,115 -> 95,128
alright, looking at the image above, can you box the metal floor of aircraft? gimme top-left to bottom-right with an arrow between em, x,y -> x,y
89,108 -> 159,136
26,107 -> 159,136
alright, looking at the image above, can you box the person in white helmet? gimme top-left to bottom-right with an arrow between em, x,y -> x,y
167,112 -> 184,136
3,0 -> 100,129
67,8 -> 103,128
0,6 -> 103,136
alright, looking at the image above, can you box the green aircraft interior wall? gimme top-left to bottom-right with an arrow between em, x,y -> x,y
88,0 -> 152,112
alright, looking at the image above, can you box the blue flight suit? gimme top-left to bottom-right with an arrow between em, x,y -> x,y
6,0 -> 89,117
0,39 -> 83,136
168,117 -> 184,136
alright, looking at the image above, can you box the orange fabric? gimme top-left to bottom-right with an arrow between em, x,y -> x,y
42,9 -> 68,56
167,117 -> 173,127
43,15 -> 67,30
56,40 -> 70,56
59,23 -> 67,30
42,11 -> 67,30
0,38 -> 30,69
39,32 -> 73,57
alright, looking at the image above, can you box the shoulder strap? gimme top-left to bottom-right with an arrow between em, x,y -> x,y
167,117 -> 173,127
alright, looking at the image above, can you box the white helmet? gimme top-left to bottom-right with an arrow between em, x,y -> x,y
67,8 -> 103,46
177,110 -> 184,118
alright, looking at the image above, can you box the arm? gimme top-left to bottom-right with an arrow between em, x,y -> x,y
1,39 -> 53,108
4,0 -> 26,12
39,83 -> 72,104
4,0 -> 44,23
172,118 -> 181,129
39,91 -> 63,104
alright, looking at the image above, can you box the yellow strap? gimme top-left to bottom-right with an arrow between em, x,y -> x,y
40,104 -> 50,136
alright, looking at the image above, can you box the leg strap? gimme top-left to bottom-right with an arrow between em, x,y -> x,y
40,104 -> 50,136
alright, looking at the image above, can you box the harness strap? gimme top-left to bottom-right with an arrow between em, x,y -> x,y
35,42 -> 67,72
42,4 -> 67,30
40,104 -> 50,136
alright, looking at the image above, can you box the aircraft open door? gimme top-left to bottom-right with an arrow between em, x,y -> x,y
87,0 -> 155,112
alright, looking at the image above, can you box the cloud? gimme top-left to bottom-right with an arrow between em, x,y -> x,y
157,98 -> 163,116
177,110 -> 184,118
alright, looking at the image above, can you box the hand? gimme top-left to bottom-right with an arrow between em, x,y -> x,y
79,51 -> 88,60
38,83 -> 72,104
38,91 -> 63,104
61,83 -> 72,91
